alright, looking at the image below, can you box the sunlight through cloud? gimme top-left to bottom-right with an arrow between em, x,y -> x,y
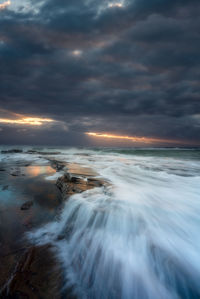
71,50 -> 83,57
0,0 -> 11,10
0,117 -> 55,126
86,132 -> 186,145
108,2 -> 123,8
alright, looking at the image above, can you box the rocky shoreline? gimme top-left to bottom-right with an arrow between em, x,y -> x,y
0,245 -> 61,299
0,153 -> 106,298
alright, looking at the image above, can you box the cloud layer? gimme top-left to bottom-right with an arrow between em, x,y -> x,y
0,0 -> 199,145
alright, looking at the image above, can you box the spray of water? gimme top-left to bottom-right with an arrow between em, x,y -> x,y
28,149 -> 200,299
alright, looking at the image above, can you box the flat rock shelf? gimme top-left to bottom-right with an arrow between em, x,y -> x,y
0,156 -> 106,299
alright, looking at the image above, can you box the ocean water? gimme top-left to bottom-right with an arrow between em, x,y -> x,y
1,147 -> 200,298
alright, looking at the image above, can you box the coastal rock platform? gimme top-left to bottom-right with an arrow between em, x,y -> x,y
0,157 -> 106,298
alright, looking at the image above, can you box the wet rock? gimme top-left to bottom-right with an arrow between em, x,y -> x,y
10,168 -> 26,177
24,163 -> 31,167
70,177 -> 81,183
72,187 -> 82,193
48,159 -> 66,172
21,201 -> 33,210
26,150 -> 60,155
66,162 -> 98,177
56,172 -> 105,200
56,234 -> 66,241
0,245 -> 61,299
1,149 -> 23,154
10,171 -> 21,176
87,178 -> 103,187
26,150 -> 60,156
38,152 -> 61,155
64,172 -> 71,181
2,185 -> 9,191
56,176 -> 67,192
26,150 -> 37,154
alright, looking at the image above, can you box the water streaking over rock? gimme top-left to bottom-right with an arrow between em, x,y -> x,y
26,147 -> 200,299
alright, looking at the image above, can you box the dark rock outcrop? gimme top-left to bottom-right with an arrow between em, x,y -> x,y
10,171 -> 21,177
56,172 -> 105,200
24,163 -> 31,167
26,150 -> 38,154
2,185 -> 9,191
21,201 -> 33,210
1,149 -> 23,154
10,168 -> 25,177
26,150 -> 60,155
49,159 -> 66,172
87,178 -> 104,187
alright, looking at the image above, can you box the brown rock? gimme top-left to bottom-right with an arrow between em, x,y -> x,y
0,245 -> 61,299
87,178 -> 104,187
56,171 -> 105,200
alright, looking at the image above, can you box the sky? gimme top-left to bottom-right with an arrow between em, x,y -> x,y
0,0 -> 199,147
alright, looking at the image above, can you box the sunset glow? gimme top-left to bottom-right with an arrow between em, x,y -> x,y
0,117 -> 55,126
86,132 -> 185,145
108,2 -> 123,8
72,50 -> 82,56
0,0 -> 11,10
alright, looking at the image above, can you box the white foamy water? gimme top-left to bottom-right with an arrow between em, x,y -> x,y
14,147 -> 200,299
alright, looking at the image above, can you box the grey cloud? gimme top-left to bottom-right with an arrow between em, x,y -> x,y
0,0 -> 199,145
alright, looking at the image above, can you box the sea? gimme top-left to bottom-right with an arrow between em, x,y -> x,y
1,146 -> 200,299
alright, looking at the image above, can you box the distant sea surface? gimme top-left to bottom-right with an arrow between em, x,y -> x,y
1,146 -> 200,299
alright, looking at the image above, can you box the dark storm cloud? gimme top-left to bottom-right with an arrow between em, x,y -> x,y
0,0 -> 199,145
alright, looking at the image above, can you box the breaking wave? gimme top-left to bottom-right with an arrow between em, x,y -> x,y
28,149 -> 200,299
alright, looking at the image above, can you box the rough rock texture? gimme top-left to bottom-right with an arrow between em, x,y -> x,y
0,160 -> 105,299
0,245 -> 61,299
66,163 -> 98,177
10,168 -> 23,177
56,172 -> 104,200
49,159 -> 66,172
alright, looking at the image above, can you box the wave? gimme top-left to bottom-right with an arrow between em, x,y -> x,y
28,149 -> 200,299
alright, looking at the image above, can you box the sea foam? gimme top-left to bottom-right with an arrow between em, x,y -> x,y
27,148 -> 200,299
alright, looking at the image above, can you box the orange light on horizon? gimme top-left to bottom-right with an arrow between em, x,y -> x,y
0,117 -> 55,126
85,132 -> 186,145
0,0 -> 11,10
